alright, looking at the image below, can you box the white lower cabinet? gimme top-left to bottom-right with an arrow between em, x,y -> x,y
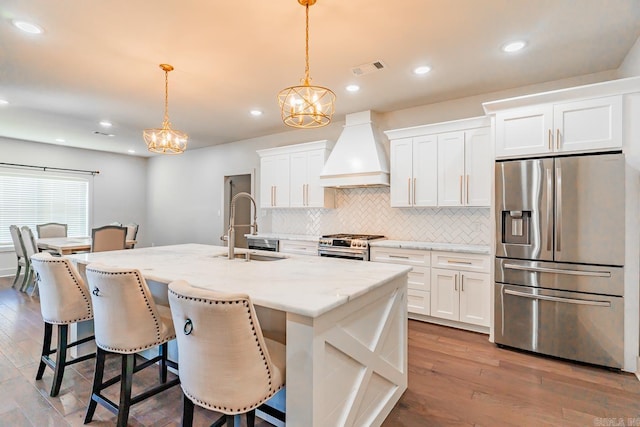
430,251 -> 490,327
370,247 -> 430,315
279,239 -> 318,256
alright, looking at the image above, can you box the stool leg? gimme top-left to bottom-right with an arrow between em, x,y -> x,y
159,342 -> 168,383
246,410 -> 255,427
116,353 -> 135,427
50,324 -> 68,397
181,392 -> 194,427
85,348 -> 106,424
36,322 -> 53,380
12,264 -> 22,288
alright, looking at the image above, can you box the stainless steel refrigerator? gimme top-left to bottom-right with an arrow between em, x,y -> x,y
494,152 -> 625,369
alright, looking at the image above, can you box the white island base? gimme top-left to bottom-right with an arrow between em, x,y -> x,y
68,244 -> 409,427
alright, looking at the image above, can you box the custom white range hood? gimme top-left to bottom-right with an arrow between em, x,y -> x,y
320,110 -> 390,188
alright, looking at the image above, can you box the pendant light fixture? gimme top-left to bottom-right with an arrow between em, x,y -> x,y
143,64 -> 188,154
278,0 -> 335,129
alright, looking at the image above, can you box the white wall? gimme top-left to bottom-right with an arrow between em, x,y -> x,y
0,137 -> 147,276
618,35 -> 640,78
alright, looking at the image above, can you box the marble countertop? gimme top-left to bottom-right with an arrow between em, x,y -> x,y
370,240 -> 491,255
245,233 -> 320,242
67,244 -> 409,318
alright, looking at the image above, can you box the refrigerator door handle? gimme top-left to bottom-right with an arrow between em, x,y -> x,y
556,166 -> 562,252
546,168 -> 553,251
504,289 -> 611,307
503,263 -> 612,277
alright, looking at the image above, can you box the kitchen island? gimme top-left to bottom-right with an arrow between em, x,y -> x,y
67,244 -> 410,427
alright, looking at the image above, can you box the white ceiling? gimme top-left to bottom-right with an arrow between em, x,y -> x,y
1,1 -> 639,157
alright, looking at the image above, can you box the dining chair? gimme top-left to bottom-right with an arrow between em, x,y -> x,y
36,222 -> 68,238
84,264 -> 180,427
30,252 -> 96,397
20,226 -> 39,295
168,280 -> 286,427
9,225 -> 29,290
124,223 -> 139,249
90,225 -> 127,252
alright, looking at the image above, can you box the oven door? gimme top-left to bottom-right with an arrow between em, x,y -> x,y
318,247 -> 367,261
494,282 -> 623,369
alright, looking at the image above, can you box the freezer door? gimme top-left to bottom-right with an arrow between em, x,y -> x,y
494,283 -> 624,369
495,158 -> 554,261
555,153 -> 624,266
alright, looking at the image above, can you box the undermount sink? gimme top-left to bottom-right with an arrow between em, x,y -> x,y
214,252 -> 286,261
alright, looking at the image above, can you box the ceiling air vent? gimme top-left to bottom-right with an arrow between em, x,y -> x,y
351,60 -> 386,76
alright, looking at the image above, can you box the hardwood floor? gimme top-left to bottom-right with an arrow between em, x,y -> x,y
1,275 -> 639,426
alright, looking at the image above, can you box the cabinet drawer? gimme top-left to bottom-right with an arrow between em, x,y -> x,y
431,251 -> 490,273
408,289 -> 430,315
408,266 -> 430,292
370,247 -> 430,267
279,240 -> 318,256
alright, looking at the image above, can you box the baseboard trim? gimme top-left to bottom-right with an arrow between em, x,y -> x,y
408,313 -> 490,335
636,356 -> 640,381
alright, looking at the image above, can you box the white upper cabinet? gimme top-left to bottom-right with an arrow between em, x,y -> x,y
386,116 -> 492,209
494,95 -> 622,158
258,140 -> 334,209
389,135 -> 437,207
259,154 -> 290,208
437,131 -> 465,206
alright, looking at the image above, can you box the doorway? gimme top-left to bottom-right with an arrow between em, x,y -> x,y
223,174 -> 252,249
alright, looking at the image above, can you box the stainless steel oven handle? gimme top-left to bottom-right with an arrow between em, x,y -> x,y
503,263 -> 611,277
504,289 -> 611,307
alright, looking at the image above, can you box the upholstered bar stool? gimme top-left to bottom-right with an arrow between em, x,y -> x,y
30,253 -> 96,397
84,264 -> 179,427
168,280 -> 286,427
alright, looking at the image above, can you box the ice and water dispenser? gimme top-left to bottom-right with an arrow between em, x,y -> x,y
501,210 -> 531,245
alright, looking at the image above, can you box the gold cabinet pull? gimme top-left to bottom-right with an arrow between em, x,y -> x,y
459,175 -> 463,204
407,178 -> 411,205
556,129 -> 560,150
413,178 -> 417,205
466,174 -> 469,205
548,129 -> 552,150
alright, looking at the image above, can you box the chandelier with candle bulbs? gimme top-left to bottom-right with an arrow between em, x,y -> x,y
278,0 -> 335,129
143,64 -> 188,154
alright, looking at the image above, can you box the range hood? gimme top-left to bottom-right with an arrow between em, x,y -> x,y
320,110 -> 390,187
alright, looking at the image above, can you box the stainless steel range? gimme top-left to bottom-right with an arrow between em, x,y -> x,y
318,234 -> 385,261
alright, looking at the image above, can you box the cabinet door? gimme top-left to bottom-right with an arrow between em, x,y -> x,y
289,151 -> 307,208
260,155 -> 278,208
437,131 -> 465,206
412,135 -> 438,206
305,149 -> 330,207
408,289 -> 430,315
430,268 -> 459,321
495,105 -> 553,158
459,272 -> 490,327
273,155 -> 290,207
390,138 -> 414,207
464,127 -> 492,206
554,95 -> 622,153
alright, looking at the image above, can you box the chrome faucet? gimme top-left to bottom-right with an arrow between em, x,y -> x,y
227,192 -> 258,259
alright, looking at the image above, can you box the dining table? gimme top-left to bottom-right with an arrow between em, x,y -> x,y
37,236 -> 137,255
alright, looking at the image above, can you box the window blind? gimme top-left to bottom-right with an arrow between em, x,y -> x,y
0,170 -> 90,246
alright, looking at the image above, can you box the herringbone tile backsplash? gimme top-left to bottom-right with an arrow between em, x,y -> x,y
267,187 -> 491,245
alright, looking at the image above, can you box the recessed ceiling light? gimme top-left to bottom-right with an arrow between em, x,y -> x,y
127,149 -> 136,154
413,66 -> 431,75
55,138 -> 65,143
250,110 -> 263,117
12,20 -> 43,34
502,40 -> 527,53
107,134 -> 115,137
346,84 -> 360,92
0,99 -> 8,105
99,120 -> 112,127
